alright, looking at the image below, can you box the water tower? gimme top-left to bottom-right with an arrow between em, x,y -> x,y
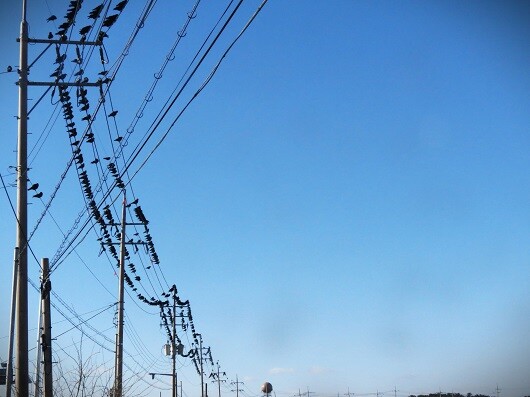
261,382 -> 273,397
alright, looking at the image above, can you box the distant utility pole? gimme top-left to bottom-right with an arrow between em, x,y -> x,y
196,333 -> 205,397
41,258 -> 53,397
231,375 -> 244,397
114,195 -> 127,397
394,387 -> 398,397
496,385 -> 501,397
345,388 -> 354,397
210,362 -> 226,397
110,194 -> 149,397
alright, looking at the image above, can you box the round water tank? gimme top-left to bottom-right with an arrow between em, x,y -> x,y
261,382 -> 273,394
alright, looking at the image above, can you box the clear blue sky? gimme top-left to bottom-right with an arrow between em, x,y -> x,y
1,1 -> 529,397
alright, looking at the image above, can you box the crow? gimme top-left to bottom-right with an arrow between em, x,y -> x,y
114,136 -> 123,142
28,183 -> 39,191
108,110 -> 118,117
79,25 -> 91,36
102,14 -> 119,28
33,192 -> 43,199
114,0 -> 128,12
88,3 -> 104,19
46,15 -> 57,22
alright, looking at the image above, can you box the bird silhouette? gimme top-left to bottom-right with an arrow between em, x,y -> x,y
98,31 -> 109,41
102,14 -> 119,28
33,192 -> 43,199
88,3 -> 104,19
82,114 -> 91,121
114,0 -> 128,12
91,158 -> 99,164
114,136 -> 123,142
103,156 -> 111,161
47,32 -> 53,39
54,54 -> 67,64
108,110 -> 118,117
79,25 -> 91,36
28,183 -> 39,191
74,68 -> 84,76
126,198 -> 139,207
46,15 -> 57,22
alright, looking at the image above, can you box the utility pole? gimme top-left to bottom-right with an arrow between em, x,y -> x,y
114,194 -> 127,397
41,258 -> 53,397
210,362 -> 226,397
6,248 -> 19,397
231,375 -> 244,397
345,388 -> 354,397
34,306 -> 42,397
196,333 -> 205,397
13,1 -> 103,395
15,0 -> 29,395
496,385 -> 501,397
172,295 -> 177,397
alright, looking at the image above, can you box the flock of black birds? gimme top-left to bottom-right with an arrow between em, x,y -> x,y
39,0 -> 217,372
46,0 -> 127,42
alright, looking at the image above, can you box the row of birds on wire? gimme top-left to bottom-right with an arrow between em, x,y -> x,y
39,0 -> 224,379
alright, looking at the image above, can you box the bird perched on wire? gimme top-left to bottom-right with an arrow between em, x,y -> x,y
102,14 -> 119,28
114,0 -> 128,12
88,3 -> 104,19
33,192 -> 43,199
28,183 -> 39,191
46,15 -> 57,22
79,25 -> 91,36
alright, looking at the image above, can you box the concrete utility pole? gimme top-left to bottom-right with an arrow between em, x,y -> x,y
12,1 -> 103,394
197,333 -> 204,397
114,195 -> 127,397
15,0 -> 29,395
230,375 -> 244,397
172,297 -> 177,397
41,258 -> 53,397
211,362 -> 226,397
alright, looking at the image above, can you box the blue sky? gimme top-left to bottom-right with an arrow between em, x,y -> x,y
1,1 -> 529,397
